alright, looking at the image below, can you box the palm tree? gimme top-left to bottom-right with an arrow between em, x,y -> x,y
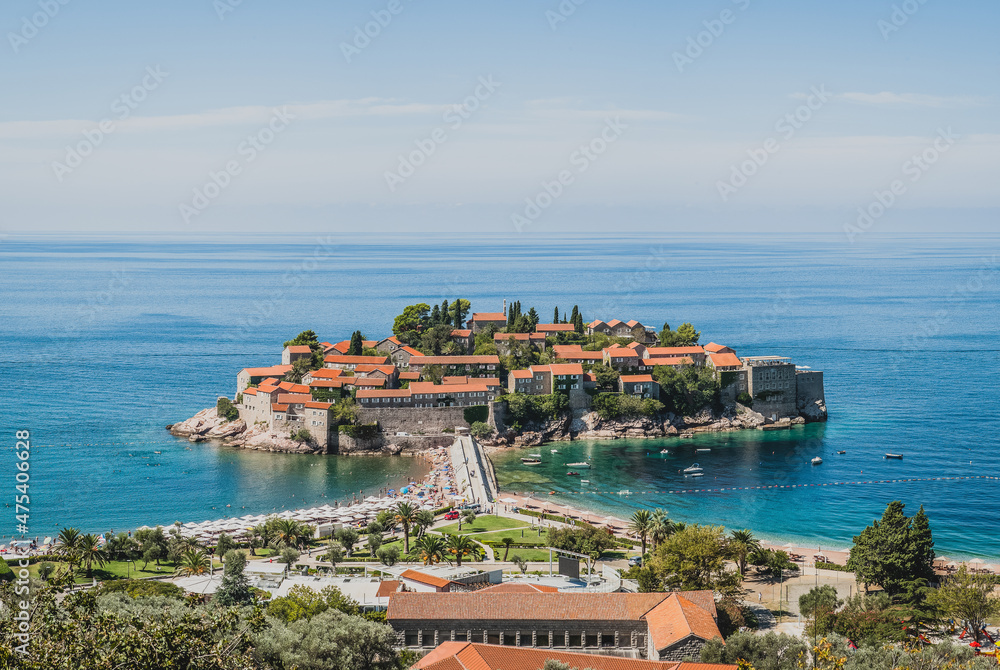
649,509 -> 674,552
56,527 -> 83,572
79,534 -> 109,577
175,548 -> 211,577
445,534 -> 481,567
500,537 -> 515,562
629,510 -> 653,556
274,519 -> 305,549
395,502 -> 418,554
415,535 -> 446,566
730,529 -> 761,577
414,510 -> 435,538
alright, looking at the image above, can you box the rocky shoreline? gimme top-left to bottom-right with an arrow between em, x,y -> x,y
485,399 -> 826,448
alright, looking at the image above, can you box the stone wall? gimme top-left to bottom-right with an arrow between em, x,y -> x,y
795,370 -> 826,421
358,406 -> 472,434
659,636 -> 708,662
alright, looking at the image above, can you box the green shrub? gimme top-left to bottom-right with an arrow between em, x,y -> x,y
463,405 -> 489,424
96,579 -> 185,599
217,396 -> 240,421
290,428 -> 313,443
736,392 -> 753,407
338,423 -> 379,439
0,557 -> 13,582
470,421 -> 494,440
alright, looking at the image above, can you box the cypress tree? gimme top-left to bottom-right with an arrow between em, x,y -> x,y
553,306 -> 559,323
441,300 -> 450,325
431,304 -> 441,324
909,505 -> 936,581
348,331 -> 363,356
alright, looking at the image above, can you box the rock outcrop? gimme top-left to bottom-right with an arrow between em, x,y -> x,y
168,408 -> 325,454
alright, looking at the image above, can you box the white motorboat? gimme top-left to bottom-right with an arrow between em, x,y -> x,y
659,449 -> 669,454
551,449 -> 558,454
580,479 -> 590,484
566,462 -> 591,468
521,458 -> 542,465
686,472 -> 704,477
682,463 -> 703,474
696,448 -> 711,453
528,453 -> 542,458
811,456 -> 823,465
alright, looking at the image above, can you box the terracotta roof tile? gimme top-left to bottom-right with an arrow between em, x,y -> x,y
477,582 -> 559,593
400,569 -> 455,589
621,374 -> 655,382
357,389 -> 411,399
308,369 -> 343,379
276,393 -> 312,404
285,345 -> 313,353
376,580 -> 402,597
709,353 -> 742,368
304,401 -> 332,409
324,354 -> 390,365
470,312 -> 507,321
450,329 -> 472,337
271,403 -> 288,412
646,347 -> 705,356
413,642 -> 699,670
535,323 -> 575,332
548,363 -> 584,375
410,356 -> 499,365
241,365 -> 293,376
510,370 -> 533,379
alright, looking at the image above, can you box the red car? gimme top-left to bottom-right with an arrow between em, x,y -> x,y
443,511 -> 460,520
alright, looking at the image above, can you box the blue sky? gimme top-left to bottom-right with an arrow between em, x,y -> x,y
1,0 -> 996,238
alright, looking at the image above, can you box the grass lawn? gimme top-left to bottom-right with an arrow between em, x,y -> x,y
436,515 -> 530,535
25,559 -> 182,583
474,528 -> 548,546
498,547 -> 553,562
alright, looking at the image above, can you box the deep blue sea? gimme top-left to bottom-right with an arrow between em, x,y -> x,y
1,233 -> 998,558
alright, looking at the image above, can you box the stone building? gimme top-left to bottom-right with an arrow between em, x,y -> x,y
468,312 -> 508,333
619,374 -> 660,400
493,332 -> 547,355
281,345 -> 313,366
387,591 -> 723,662
742,356 -> 798,419
412,642 -> 736,670
407,355 -> 500,377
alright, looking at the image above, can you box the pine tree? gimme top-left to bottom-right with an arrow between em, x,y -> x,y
553,306 -> 559,323
214,550 -> 253,606
570,305 -> 579,324
348,331 -> 363,356
527,307 -> 539,328
430,304 -> 441,324
441,300 -> 449,325
909,505 -> 936,582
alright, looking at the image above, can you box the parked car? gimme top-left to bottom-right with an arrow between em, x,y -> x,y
627,556 -> 643,567
443,511 -> 460,520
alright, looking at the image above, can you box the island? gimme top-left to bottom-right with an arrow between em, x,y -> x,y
169,300 -> 826,454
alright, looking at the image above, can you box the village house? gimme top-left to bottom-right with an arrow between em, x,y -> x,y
302,368 -> 342,385
603,346 -> 642,370
468,312 -> 508,333
324,354 -> 390,371
355,388 -> 414,408
407,355 -> 500,377
408,379 -> 500,407
235,365 -> 292,396
387,590 -> 723,662
507,369 -> 534,394
642,346 -> 707,366
707,352 -> 742,372
412,643 -> 736,670
535,323 -> 576,335
353,363 -> 400,388
552,344 -> 605,365
375,336 -> 403,354
703,342 -> 735,355
619,374 -> 660,400
636,357 -> 693,373
493,332 -> 547,355
587,319 -> 654,343
391,345 -> 424,368
281,345 -> 313,366
450,329 -> 475,354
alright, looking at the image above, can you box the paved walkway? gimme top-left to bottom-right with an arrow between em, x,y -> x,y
451,435 -> 497,505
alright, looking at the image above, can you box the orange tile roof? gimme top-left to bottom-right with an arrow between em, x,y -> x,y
390,591 -> 684,622
535,323 -> 575,332
626,320 -> 641,328
356,377 -> 387,387
709,353 -> 742,368
357,389 -> 412,399
408,381 -> 497,395
363,340 -> 378,348
621,374 -> 655,382
285,344 -> 313,353
324,354 -> 389,365
308,368 -> 343,379
309,379 -> 344,389
510,370 -> 533,379
702,342 -> 729,353
470,312 -> 507,321
410,356 -> 500,365
328,341 -> 351,354
477,582 -> 559,593
413,642 -> 697,670
588,320 -> 606,328
376,580 -> 402,598
643,357 -> 693,367
548,363 -> 583,375
450,329 -> 472,337
400,346 -> 424,356
628,341 -> 645,349
442,376 -> 471,384
605,347 -> 640,358
271,403 -> 289,412
242,365 -> 293,376
242,388 -> 257,396
400,569 -> 455,589
286,383 -> 310,394
304,401 -> 332,410
398,371 -> 421,380
606,319 -> 624,328
646,594 -> 723,651
552,344 -> 583,354
493,332 -> 546,341
277,393 -> 312,404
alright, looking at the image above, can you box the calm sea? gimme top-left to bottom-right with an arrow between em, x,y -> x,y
1,233 -> 998,557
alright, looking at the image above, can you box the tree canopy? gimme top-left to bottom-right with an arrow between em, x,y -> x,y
846,501 -> 935,595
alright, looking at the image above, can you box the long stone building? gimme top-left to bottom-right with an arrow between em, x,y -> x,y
387,590 -> 723,662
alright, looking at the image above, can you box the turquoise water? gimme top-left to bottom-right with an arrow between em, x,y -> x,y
1,234 -> 998,556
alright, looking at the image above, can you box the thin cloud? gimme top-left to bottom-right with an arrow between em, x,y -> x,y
836,91 -> 983,108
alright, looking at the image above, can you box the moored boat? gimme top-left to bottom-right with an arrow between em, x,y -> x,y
811,456 -> 823,465
682,463 -> 703,474
521,458 -> 542,465
885,453 -> 903,459
566,461 -> 591,468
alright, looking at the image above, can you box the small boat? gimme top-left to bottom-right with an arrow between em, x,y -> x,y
679,432 -> 695,439
617,489 -> 632,496
686,472 -> 704,477
153,451 -> 161,454
521,458 -> 542,465
885,453 -> 904,459
566,471 -> 580,476
696,448 -> 711,453
811,457 -> 823,465
837,450 -> 846,455
580,479 -> 590,484
567,462 -> 591,468
659,449 -> 670,454
528,453 -> 542,458
682,463 -> 703,474
550,449 -> 558,454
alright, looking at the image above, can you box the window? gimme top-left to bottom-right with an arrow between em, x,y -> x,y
487,632 -> 500,645
454,631 -> 468,642
536,631 -> 550,647
585,633 -> 599,648
535,375 -> 542,380
519,631 -> 533,646
404,631 -> 418,646
568,633 -> 582,647
421,631 -> 435,646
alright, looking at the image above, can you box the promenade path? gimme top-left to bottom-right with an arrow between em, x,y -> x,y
450,434 -> 497,506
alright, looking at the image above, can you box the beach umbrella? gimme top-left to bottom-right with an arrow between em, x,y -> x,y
969,558 -> 986,565
970,641 -> 982,648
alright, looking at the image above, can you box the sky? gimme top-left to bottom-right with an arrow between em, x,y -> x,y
0,0 -> 997,239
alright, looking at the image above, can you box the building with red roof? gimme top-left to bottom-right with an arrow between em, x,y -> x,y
468,312 -> 508,333
620,374 -> 660,400
281,344 -> 314,366
407,356 -> 500,377
412,642 -> 736,670
324,353 -> 390,370
535,322 -> 576,334
388,590 -> 723,662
